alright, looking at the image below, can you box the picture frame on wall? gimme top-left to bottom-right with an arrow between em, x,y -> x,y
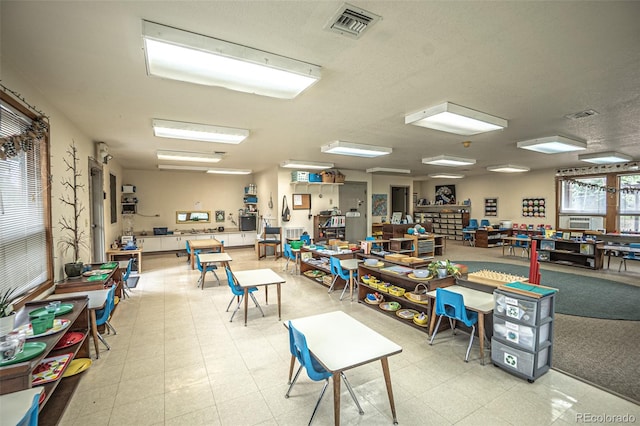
435,185 -> 456,204
522,197 -> 545,217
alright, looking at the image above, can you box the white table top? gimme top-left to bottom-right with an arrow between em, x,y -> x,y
48,289 -> 109,310
233,268 -> 286,288
0,387 -> 42,426
287,311 -> 402,372
339,258 -> 361,271
198,252 -> 233,263
603,245 -> 640,253
426,285 -> 494,313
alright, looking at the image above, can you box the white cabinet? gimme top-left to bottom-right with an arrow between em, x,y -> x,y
164,236 -> 185,251
138,237 -> 163,252
225,232 -> 255,247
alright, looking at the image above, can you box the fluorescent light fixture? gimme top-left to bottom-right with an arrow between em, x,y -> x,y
487,164 -> 530,173
157,150 -> 222,163
153,119 -> 249,144
405,102 -> 507,136
517,135 -> 587,154
321,141 -> 392,158
158,164 -> 210,171
428,173 -> 465,179
206,168 -> 252,175
578,151 -> 632,164
366,167 -> 411,174
421,155 -> 476,167
142,20 -> 321,99
280,160 -> 334,170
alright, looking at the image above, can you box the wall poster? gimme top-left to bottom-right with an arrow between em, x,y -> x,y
372,194 -> 387,216
485,198 -> 498,216
435,185 -> 456,204
522,198 -> 545,217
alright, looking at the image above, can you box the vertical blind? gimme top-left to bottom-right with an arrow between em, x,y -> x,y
0,100 -> 48,302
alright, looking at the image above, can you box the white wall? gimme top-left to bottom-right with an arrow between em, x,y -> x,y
416,169 -> 557,227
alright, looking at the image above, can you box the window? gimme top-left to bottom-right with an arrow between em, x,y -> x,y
560,177 -> 607,214
0,93 -> 52,302
619,174 -> 640,233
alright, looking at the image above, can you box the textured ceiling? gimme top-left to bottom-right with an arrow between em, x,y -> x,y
2,1 -> 639,177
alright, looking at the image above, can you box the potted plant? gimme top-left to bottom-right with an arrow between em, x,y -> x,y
0,288 -> 17,336
58,142 -> 88,278
427,260 -> 461,279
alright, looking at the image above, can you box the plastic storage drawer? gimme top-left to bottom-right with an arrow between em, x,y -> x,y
491,338 -> 550,381
494,289 -> 552,326
493,316 -> 551,352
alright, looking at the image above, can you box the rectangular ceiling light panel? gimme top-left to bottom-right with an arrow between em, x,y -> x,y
405,102 -> 507,136
421,155 -> 476,167
517,136 -> 587,154
487,164 -> 530,173
321,141 -> 392,158
578,151 -> 632,164
157,150 -> 222,163
280,160 -> 334,169
206,168 -> 252,175
142,21 -> 321,99
428,173 -> 465,179
152,119 -> 249,144
366,167 -> 410,174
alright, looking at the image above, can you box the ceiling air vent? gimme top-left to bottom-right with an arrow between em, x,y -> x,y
324,3 -> 381,39
564,109 -> 599,120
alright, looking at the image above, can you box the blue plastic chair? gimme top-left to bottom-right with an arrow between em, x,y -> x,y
196,252 -> 220,288
429,288 -> 479,362
224,266 -> 264,322
121,258 -> 134,299
509,234 -> 530,257
327,257 -> 358,300
95,285 -> 117,350
365,236 -> 382,251
185,240 -> 200,264
619,243 -> 640,271
300,234 -> 311,245
285,321 -> 363,425
480,219 -> 491,228
468,219 -> 479,229
17,390 -> 41,426
283,243 -> 297,274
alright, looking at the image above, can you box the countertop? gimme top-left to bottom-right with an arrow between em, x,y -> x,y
133,228 -> 253,237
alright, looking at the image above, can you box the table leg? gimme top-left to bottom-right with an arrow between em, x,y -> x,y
244,288 -> 249,327
349,270 -> 354,301
381,357 -> 398,424
190,252 -> 195,270
478,313 -> 485,365
332,372 -> 341,426
277,283 -> 282,320
90,310 -> 100,359
265,286 -> 269,305
137,251 -> 142,273
429,300 -> 438,336
199,263 -> 206,290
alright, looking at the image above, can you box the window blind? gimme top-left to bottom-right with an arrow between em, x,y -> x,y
0,100 -> 48,302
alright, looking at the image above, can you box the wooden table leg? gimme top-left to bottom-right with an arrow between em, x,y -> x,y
381,357 -> 398,424
199,263 -> 206,290
332,372 -> 341,426
190,252 -> 195,270
265,286 -> 269,305
244,288 -> 249,327
137,251 -> 142,273
478,312 -> 485,365
277,283 -> 282,320
90,310 -> 100,359
349,270 -> 354,301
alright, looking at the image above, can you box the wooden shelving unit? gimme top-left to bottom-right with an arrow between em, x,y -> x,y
475,229 -> 512,248
533,237 -> 603,269
414,206 -> 470,241
313,214 -> 346,242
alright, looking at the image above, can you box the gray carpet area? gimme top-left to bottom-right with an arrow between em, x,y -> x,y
553,314 -> 640,405
456,261 -> 640,320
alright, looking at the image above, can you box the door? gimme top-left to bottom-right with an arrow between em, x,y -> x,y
339,182 -> 368,242
89,160 -> 105,262
391,186 -> 410,218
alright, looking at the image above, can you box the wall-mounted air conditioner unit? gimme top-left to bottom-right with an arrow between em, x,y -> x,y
568,216 -> 592,230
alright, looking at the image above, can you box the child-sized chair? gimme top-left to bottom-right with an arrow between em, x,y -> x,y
429,288 -> 478,362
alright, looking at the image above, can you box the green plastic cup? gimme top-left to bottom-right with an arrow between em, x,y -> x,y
30,316 -> 50,335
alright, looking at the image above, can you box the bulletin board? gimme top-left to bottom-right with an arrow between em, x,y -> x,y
292,193 -> 311,210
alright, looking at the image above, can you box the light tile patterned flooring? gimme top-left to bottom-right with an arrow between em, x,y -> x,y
58,243 -> 640,425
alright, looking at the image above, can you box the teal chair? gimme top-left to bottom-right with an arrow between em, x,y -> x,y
196,252 -> 220,288
283,243 -> 297,274
300,234 -> 311,245
95,285 -> 117,350
429,288 -> 478,362
327,257 -> 358,300
185,240 -> 200,264
509,234 -> 530,257
285,321 -> 363,425
121,258 -> 134,299
225,266 -> 264,322
619,243 -> 640,271
17,390 -> 41,426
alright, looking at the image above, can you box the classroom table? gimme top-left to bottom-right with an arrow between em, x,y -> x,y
232,268 -> 286,326
339,258 -> 362,301
0,387 -> 43,426
197,252 -> 232,289
426,285 -> 495,365
287,311 -> 402,425
501,236 -> 532,257
106,248 -> 143,273
603,244 -> 640,269
188,238 -> 224,269
48,289 -> 109,359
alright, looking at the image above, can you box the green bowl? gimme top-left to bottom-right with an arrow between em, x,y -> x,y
290,241 -> 303,249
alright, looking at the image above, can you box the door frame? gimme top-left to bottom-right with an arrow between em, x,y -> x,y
89,159 -> 106,263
